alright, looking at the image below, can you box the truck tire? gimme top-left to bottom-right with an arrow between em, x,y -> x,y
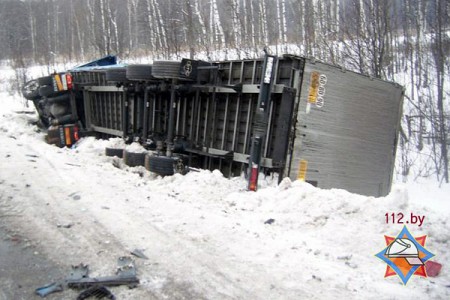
22,80 -> 41,100
123,150 -> 146,167
144,154 -> 152,172
105,147 -> 124,158
51,114 -> 77,126
151,61 -> 181,79
39,85 -> 56,97
106,67 -> 128,82
126,65 -> 153,81
38,76 -> 53,86
146,155 -> 186,176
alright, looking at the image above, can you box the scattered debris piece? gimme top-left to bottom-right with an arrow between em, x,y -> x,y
14,110 -> 35,115
116,256 -> 137,277
76,286 -> 115,300
264,218 -> 275,225
337,255 -> 352,261
10,235 -> 21,243
67,257 -> 139,289
130,249 -> 148,260
66,163 -> 82,167
35,265 -> 88,297
69,192 -> 82,200
35,282 -> 64,298
425,261 -> 442,277
57,223 -> 73,229
68,264 -> 90,281
312,275 -> 322,282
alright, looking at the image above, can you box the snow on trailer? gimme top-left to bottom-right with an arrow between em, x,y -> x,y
22,54 -> 403,197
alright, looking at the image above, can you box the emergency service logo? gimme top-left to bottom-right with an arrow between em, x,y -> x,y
375,226 -> 434,284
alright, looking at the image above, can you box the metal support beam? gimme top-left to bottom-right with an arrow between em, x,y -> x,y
166,80 -> 178,157
248,51 -> 277,191
91,125 -> 123,137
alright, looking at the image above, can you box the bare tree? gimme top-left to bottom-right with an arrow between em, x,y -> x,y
276,0 -> 287,47
184,0 -> 196,58
259,0 -> 269,46
243,0 -> 255,50
209,0 -> 225,51
432,0 -> 449,183
229,0 -> 241,48
106,1 -> 120,54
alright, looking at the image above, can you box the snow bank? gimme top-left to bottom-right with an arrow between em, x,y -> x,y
70,133 -> 450,299
124,142 -> 148,153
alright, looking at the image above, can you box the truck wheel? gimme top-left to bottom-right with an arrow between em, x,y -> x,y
38,76 -> 53,86
105,147 -> 124,158
126,65 -> 154,81
106,67 -> 128,82
151,61 -> 181,79
22,80 -> 41,100
51,114 -> 77,126
146,155 -> 186,176
123,150 -> 146,167
39,85 -> 56,97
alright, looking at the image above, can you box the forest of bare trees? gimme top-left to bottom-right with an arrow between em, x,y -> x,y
0,0 -> 449,183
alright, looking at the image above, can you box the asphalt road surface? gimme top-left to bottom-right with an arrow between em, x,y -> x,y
0,220 -> 76,300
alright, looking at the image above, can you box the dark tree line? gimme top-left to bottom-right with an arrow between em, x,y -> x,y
0,0 -> 449,183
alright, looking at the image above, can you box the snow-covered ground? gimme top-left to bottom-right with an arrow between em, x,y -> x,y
0,91 -> 449,298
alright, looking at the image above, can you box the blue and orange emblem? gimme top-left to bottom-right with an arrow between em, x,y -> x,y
375,226 -> 434,284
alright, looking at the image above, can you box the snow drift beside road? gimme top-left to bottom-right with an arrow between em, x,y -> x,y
0,93 -> 448,299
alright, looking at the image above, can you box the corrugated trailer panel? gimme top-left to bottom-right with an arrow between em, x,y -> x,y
290,60 -> 403,196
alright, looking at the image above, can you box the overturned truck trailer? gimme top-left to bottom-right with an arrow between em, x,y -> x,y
23,54 -> 403,197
